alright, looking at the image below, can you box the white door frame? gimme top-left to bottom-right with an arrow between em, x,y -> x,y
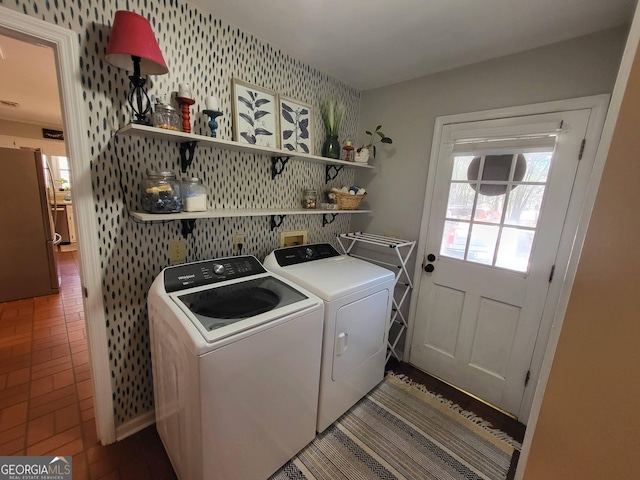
0,7 -> 115,444
405,93 -> 609,419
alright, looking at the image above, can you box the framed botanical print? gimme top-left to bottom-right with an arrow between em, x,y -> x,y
231,78 -> 279,148
278,96 -> 313,154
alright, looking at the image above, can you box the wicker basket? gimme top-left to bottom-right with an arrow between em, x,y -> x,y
333,191 -> 366,210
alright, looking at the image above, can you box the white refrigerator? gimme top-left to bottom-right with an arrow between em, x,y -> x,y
0,147 -> 60,302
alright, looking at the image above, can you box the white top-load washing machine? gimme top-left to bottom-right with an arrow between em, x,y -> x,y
148,255 -> 324,480
264,243 -> 395,432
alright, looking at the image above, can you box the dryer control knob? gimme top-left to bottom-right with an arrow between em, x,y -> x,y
212,263 -> 225,275
304,247 -> 314,259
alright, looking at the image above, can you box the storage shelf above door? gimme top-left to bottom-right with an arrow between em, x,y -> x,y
118,124 -> 375,172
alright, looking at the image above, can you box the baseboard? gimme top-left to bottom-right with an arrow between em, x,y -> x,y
114,410 -> 156,441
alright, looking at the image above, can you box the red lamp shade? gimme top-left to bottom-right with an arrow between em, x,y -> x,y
105,11 -> 168,75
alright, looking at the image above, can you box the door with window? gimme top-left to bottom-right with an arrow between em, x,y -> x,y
409,109 -> 590,417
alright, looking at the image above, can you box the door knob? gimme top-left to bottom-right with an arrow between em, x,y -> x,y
427,253 -> 436,262
424,264 -> 435,273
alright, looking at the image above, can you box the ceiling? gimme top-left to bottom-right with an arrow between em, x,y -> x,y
0,34 -> 61,126
0,0 -> 636,128
194,0 -> 637,90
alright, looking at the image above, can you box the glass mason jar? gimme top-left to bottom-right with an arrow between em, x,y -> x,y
141,170 -> 182,213
302,188 -> 317,209
182,177 -> 207,212
151,103 -> 180,131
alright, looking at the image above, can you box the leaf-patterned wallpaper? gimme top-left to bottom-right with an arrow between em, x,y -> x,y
2,0 -> 361,426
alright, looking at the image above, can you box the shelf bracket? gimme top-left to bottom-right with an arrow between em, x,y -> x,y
325,164 -> 344,183
271,156 -> 291,179
322,213 -> 339,227
270,215 -> 285,230
180,219 -> 196,238
180,141 -> 198,172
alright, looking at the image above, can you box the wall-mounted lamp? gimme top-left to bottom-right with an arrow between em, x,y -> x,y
105,11 -> 168,125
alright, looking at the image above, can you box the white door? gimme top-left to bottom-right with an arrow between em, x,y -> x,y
409,109 -> 590,417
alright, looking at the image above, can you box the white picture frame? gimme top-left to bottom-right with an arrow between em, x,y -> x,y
231,78 -> 279,148
278,96 -> 313,154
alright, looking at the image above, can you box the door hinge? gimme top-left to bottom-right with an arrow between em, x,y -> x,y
578,139 -> 586,160
83,287 -> 88,298
549,264 -> 555,283
525,370 -> 531,387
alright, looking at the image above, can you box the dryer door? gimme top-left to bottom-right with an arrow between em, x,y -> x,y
332,289 -> 389,381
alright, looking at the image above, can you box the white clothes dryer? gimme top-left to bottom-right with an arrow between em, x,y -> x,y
148,255 -> 324,480
264,243 -> 394,432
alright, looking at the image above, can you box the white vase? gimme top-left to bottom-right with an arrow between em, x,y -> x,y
354,148 -> 370,164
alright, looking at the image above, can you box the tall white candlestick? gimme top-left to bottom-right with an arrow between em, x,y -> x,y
178,83 -> 192,98
205,95 -> 219,111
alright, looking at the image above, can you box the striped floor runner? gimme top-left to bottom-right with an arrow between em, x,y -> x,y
271,373 -> 520,480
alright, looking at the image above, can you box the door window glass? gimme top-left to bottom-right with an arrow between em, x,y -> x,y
439,151 -> 554,272
504,185 -> 546,228
452,156 -> 474,181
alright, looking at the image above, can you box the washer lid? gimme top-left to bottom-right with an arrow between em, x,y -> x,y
171,275 -> 312,341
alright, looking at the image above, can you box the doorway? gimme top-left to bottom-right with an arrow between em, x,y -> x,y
407,95 -> 609,422
0,7 -> 113,443
0,34 -> 73,297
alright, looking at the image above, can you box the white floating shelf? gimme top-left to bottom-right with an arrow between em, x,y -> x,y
118,124 -> 374,169
130,208 -> 371,222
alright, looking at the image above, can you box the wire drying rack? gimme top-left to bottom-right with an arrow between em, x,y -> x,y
336,232 -> 416,362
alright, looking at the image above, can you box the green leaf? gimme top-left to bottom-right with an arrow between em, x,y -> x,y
375,125 -> 382,132
376,131 -> 385,138
365,130 -> 372,136
381,137 -> 393,144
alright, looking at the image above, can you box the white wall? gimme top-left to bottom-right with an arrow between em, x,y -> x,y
352,26 -> 628,244
3,0 -> 362,429
0,119 -> 67,156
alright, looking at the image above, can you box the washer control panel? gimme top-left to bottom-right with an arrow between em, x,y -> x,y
272,243 -> 341,267
164,255 -> 266,292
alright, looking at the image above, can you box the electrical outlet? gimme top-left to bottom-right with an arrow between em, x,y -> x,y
234,233 -> 245,251
169,240 -> 186,265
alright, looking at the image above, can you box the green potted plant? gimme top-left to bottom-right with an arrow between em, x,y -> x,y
355,125 -> 393,163
56,178 -> 70,191
320,99 -> 345,159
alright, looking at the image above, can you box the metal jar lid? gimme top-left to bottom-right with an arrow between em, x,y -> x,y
147,170 -> 177,179
154,103 -> 177,113
182,176 -> 201,183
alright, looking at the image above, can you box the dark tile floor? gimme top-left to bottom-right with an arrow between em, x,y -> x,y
1,251 -> 524,479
